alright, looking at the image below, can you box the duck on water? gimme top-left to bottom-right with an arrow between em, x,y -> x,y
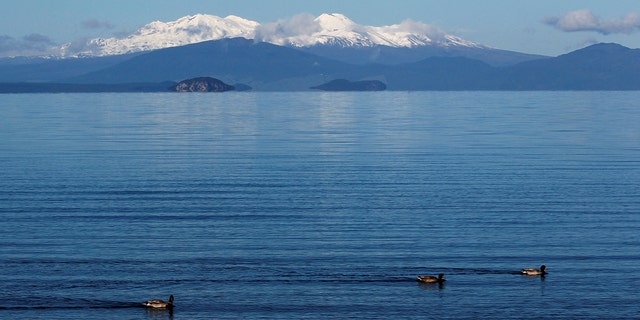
144,295 -> 174,309
416,274 -> 446,284
521,265 -> 547,276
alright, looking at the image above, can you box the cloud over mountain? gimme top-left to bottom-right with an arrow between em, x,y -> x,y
0,33 -> 56,57
82,19 -> 116,30
58,14 -> 259,57
544,9 -> 640,35
50,13 -> 480,57
1,13 -> 485,59
254,13 -> 475,48
254,14 -> 321,44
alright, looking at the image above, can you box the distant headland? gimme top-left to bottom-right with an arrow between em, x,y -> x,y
311,79 -> 386,91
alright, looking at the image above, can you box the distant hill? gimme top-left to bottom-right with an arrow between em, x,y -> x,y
297,44 -> 544,67
381,56 -> 500,90
1,41 -> 639,91
0,81 -> 174,93
64,38 -> 365,90
311,79 -> 386,91
378,43 -> 640,90
0,54 -> 140,82
501,43 -> 640,90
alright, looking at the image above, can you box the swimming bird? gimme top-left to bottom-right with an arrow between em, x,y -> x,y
521,265 -> 547,276
143,295 -> 174,309
416,273 -> 446,283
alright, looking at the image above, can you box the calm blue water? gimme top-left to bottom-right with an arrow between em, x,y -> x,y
1,92 -> 639,319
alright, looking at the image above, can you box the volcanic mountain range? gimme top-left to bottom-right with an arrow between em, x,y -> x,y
1,13 -> 639,91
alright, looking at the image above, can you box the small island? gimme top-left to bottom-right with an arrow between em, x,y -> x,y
310,79 -> 386,91
170,77 -> 235,92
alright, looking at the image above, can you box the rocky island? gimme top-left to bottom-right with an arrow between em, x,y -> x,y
170,77 -> 235,92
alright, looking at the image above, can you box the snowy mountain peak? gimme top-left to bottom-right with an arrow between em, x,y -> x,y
140,13 -> 256,34
316,13 -> 357,31
59,14 -> 258,57
58,13 -> 482,57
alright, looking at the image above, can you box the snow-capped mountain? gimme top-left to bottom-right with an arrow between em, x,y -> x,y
59,14 -> 258,57
256,13 -> 481,48
58,13 -> 482,57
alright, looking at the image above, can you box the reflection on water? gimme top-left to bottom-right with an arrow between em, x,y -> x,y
145,308 -> 174,320
0,92 -> 639,319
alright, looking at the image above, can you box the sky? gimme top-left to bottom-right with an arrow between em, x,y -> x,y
1,0 -> 640,58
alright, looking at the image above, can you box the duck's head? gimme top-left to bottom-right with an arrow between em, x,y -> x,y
540,265 -> 547,271
438,274 -> 446,280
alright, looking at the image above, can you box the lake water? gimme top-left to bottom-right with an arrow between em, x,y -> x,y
1,92 -> 639,319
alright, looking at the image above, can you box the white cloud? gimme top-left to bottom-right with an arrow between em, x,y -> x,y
544,9 -> 640,35
81,19 -> 115,30
0,33 -> 57,57
378,19 -> 447,41
254,13 -> 321,44
252,14 -> 455,48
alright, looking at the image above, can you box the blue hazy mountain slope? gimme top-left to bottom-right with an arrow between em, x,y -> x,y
1,41 -> 639,91
62,41 -> 639,90
381,56 -> 500,90
0,54 -> 140,82
65,38 -> 365,90
502,43 -> 640,90
381,43 -> 640,90
297,44 -> 546,67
